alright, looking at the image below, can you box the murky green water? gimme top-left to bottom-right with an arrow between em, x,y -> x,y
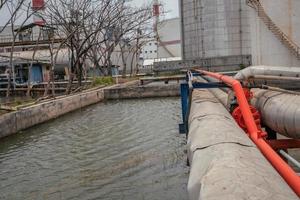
0,98 -> 188,200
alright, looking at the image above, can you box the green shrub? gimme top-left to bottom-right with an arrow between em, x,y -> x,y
92,76 -> 114,86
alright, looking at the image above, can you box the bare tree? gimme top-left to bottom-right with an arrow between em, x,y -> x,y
3,0 -> 36,97
45,0 -> 123,92
90,2 -> 152,77
44,0 -> 152,93
0,0 -> 8,10
119,26 -> 152,77
0,0 -> 25,33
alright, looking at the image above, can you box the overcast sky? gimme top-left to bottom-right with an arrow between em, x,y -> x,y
0,0 -> 179,26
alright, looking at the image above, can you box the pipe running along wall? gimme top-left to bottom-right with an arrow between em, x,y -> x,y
187,89 -> 298,200
234,66 -> 300,80
234,66 -> 300,89
193,69 -> 300,197
234,66 -> 300,139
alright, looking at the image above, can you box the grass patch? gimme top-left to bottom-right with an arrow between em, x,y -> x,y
91,76 -> 114,87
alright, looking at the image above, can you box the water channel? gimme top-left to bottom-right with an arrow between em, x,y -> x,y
0,98 -> 188,200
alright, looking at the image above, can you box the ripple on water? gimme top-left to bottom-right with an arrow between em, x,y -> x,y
0,98 -> 188,200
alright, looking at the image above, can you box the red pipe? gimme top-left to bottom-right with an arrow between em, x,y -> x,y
194,69 -> 300,197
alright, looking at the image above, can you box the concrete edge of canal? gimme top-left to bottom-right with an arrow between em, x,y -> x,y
0,82 -> 180,138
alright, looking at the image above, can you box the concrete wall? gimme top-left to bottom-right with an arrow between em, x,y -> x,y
0,82 -> 179,138
104,84 -> 180,100
249,0 -> 300,67
153,55 -> 251,72
187,89 -> 298,200
180,0 -> 251,60
0,89 -> 105,138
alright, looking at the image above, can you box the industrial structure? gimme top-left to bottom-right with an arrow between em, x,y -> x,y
139,18 -> 181,60
180,66 -> 300,199
0,0 -> 138,90
154,0 -> 300,72
138,0 -> 182,73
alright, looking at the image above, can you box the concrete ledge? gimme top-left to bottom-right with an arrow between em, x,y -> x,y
0,82 -> 179,138
0,89 -> 105,138
104,84 -> 180,100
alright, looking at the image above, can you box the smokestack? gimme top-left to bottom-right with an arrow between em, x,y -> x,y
153,0 -> 160,32
32,0 -> 45,25
153,0 -> 160,17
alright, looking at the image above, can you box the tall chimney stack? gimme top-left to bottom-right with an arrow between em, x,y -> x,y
32,0 -> 45,25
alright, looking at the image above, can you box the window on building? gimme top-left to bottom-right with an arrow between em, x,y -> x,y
149,43 -> 152,46
150,51 -> 152,53
154,50 -> 157,53
145,51 -> 147,53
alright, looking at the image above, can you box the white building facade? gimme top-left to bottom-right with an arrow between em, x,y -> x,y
139,17 -> 182,60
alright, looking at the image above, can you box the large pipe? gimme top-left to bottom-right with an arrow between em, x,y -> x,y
202,73 -> 300,139
224,65 -> 300,138
252,89 -> 300,139
234,66 -> 300,81
193,69 -> 300,196
187,89 -> 298,200
196,76 -> 228,107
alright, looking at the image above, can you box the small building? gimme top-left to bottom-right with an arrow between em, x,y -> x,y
0,56 -> 49,88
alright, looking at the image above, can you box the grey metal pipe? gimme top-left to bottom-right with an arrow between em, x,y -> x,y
261,85 -> 300,95
234,66 -> 300,81
279,150 -> 300,169
187,89 -> 298,200
252,89 -> 300,139
211,66 -> 300,139
253,75 -> 300,82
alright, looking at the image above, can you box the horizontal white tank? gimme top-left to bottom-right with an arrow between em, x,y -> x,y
0,47 -> 136,73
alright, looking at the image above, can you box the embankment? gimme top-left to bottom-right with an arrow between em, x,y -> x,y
0,82 -> 180,138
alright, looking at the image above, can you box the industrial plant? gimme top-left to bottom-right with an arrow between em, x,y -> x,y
0,0 -> 300,200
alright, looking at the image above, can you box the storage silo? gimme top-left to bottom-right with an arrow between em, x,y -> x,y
180,0 -> 252,69
179,0 -> 300,70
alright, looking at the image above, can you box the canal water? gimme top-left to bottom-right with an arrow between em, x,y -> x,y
0,98 -> 188,200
